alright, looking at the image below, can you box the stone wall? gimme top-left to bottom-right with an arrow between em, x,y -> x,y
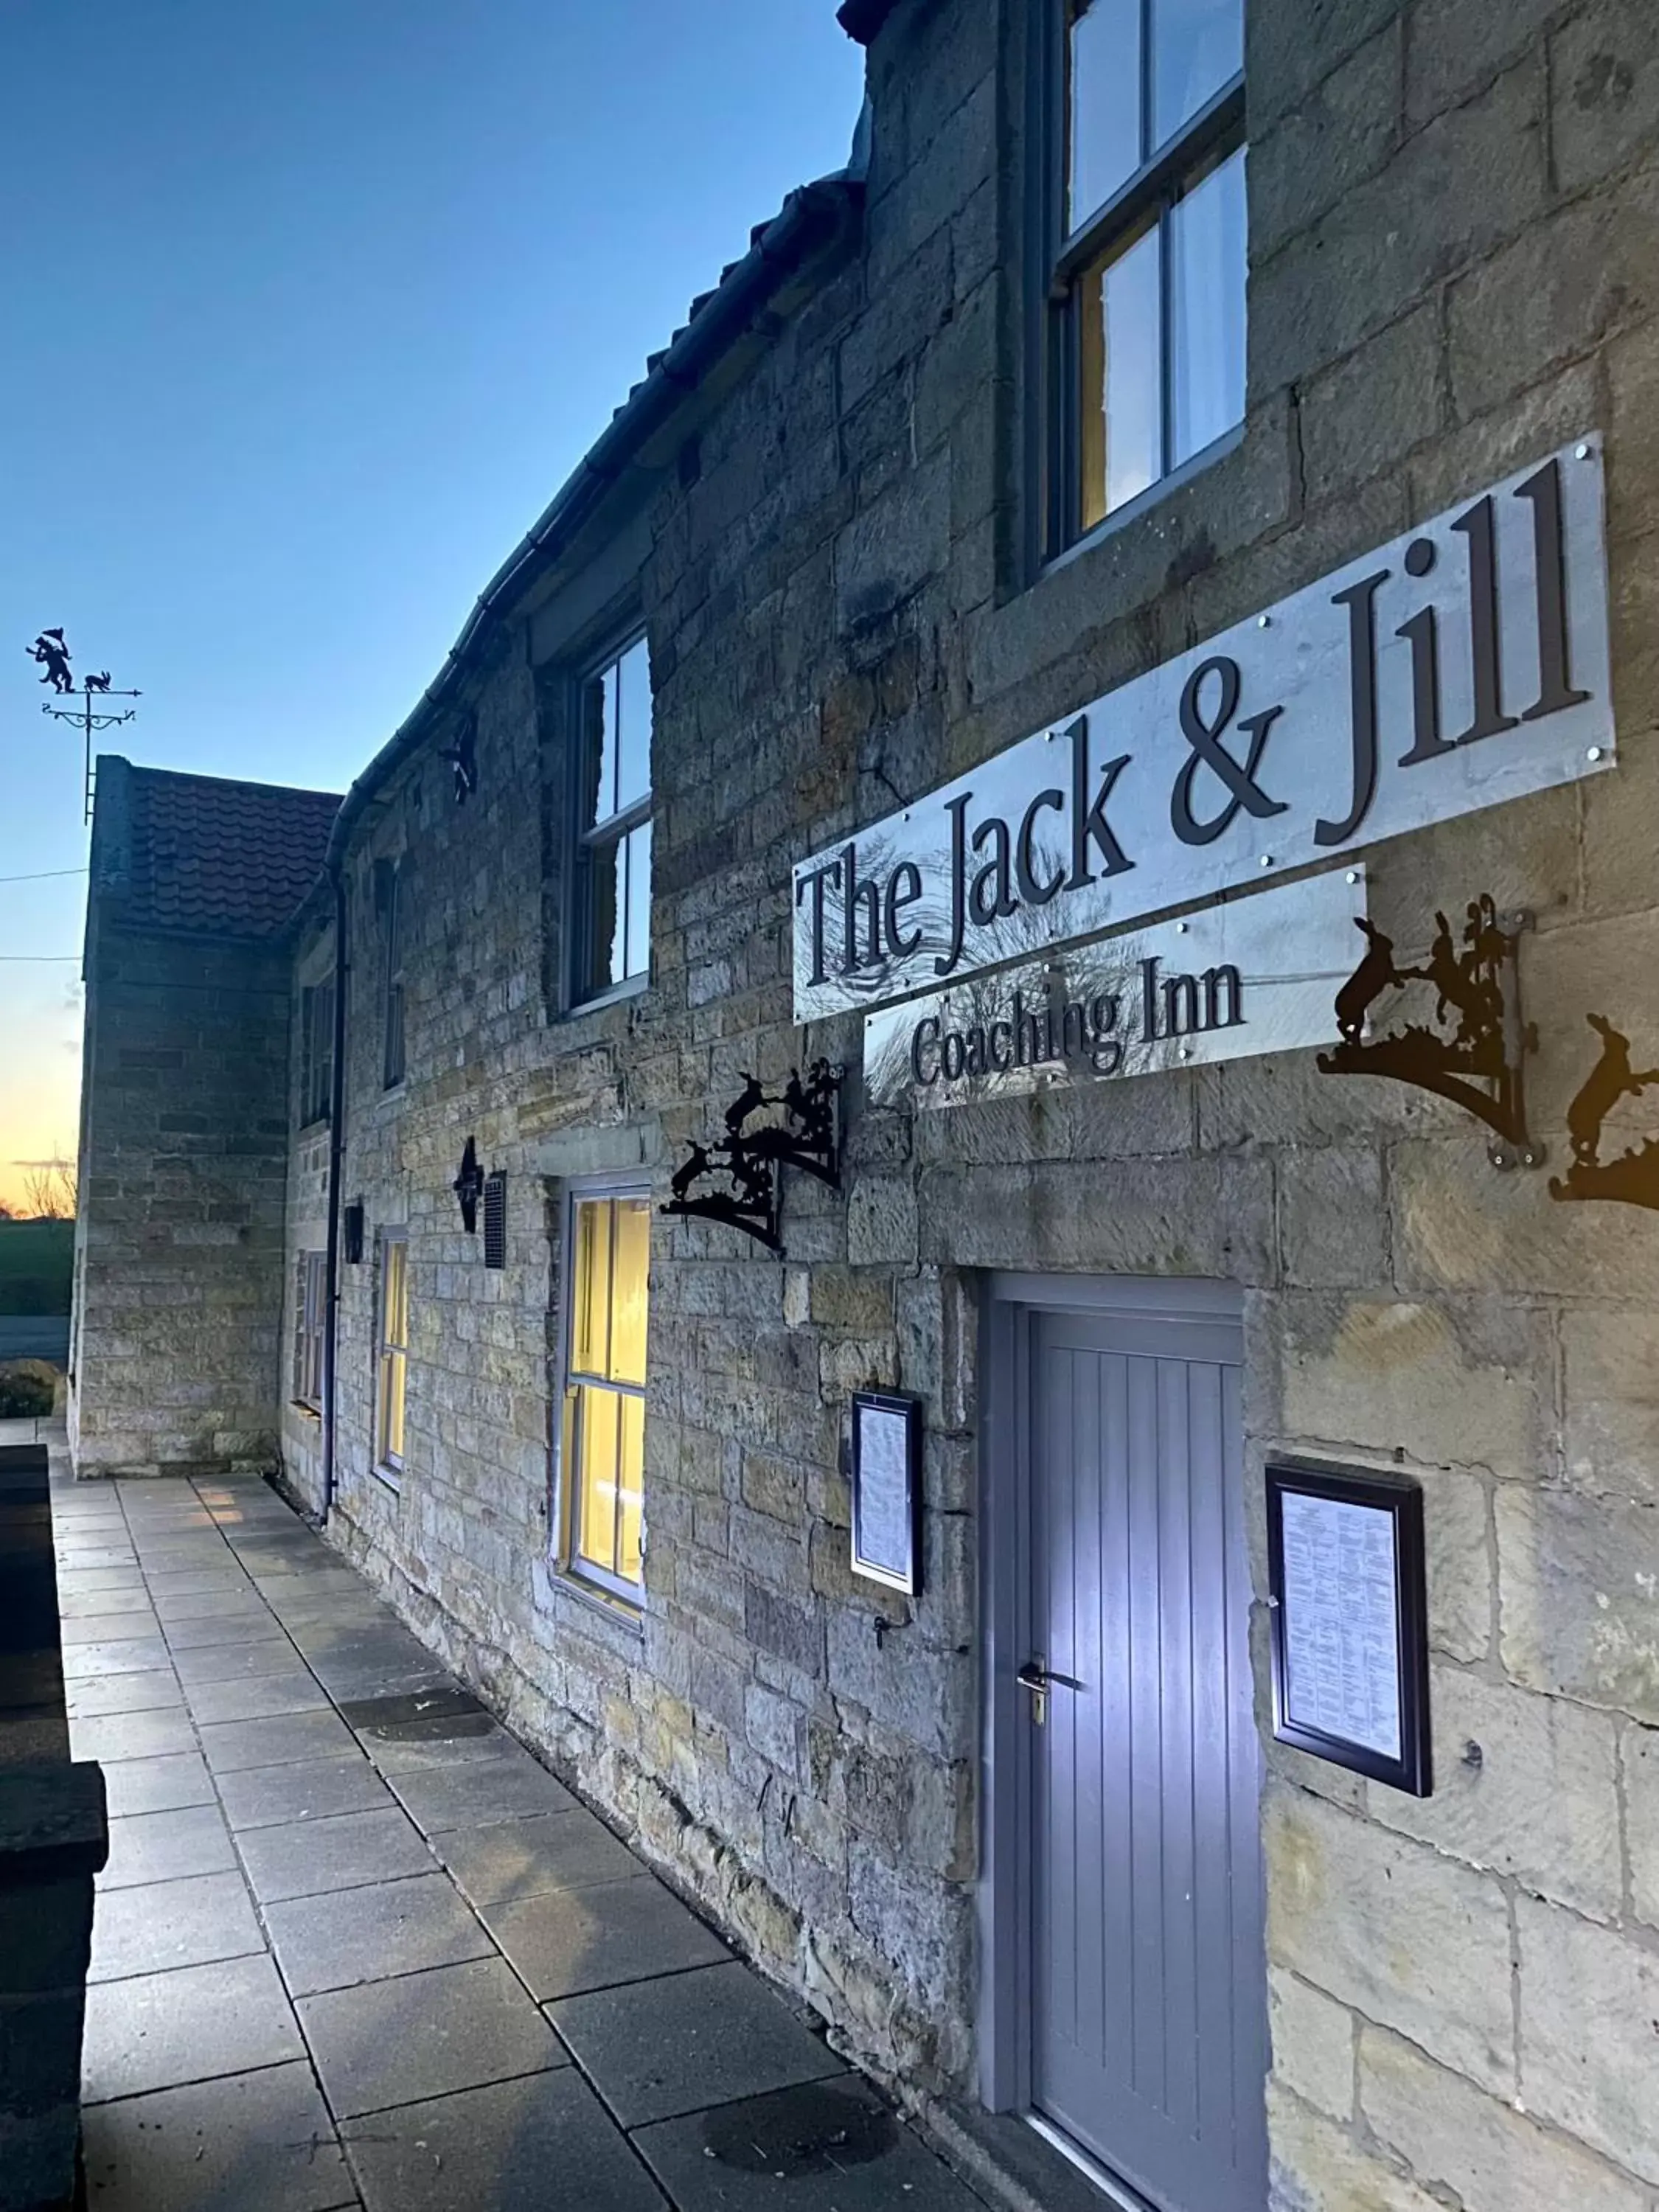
276,0 -> 1659,2204
73,929 -> 292,1478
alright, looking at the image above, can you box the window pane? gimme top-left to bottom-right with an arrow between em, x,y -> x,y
385,1241 -> 408,1352
1068,0 -> 1141,231
1078,217 -> 1163,530
571,1200 -> 611,1380
582,836 -> 625,997
618,1394 -> 644,1585
624,818 -> 652,983
614,636 -> 651,815
1152,0 -> 1242,149
1169,145 -> 1246,468
578,672 -> 609,834
608,1197 -> 650,1385
575,1383 -> 620,1573
383,1348 -> 406,1464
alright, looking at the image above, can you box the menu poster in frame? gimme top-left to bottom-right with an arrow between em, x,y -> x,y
1266,1459 -> 1432,1797
850,1391 -> 922,1596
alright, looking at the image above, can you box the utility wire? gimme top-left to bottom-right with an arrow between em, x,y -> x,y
0,955 -> 80,962
0,868 -> 89,885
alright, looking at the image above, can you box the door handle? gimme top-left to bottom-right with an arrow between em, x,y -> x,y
1017,1659 -> 1082,1727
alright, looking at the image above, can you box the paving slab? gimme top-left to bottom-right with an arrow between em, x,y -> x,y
185,1672 -> 331,1725
81,2059 -> 354,2212
632,2077 -> 987,2212
161,1611 -> 289,1652
142,1568 -> 251,1599
386,1747 -> 577,1832
60,1610 -> 160,1645
355,1720 -> 509,1771
90,1871 -> 265,1983
101,1751 -> 214,1819
62,1636 -> 173,1679
71,1708 -> 198,1764
198,1709 -> 359,1773
483,1874 -> 729,2000
172,1636 -> 303,1683
237,1806 -> 436,1905
152,1584 -> 276,1621
57,1568 -> 148,1598
83,1952 -> 305,2103
66,1671 -> 183,1719
433,1807 -> 641,1907
550,1963 -> 846,2129
299,1955 -> 567,2119
100,1805 -> 237,1891
343,2070 -> 666,2212
264,1871 -> 493,1997
217,1753 -> 396,1832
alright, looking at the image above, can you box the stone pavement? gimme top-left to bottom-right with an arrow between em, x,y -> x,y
53,1465 -> 987,2212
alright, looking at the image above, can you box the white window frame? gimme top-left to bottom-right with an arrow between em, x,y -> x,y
382,862 -> 406,1090
292,1251 -> 327,1412
567,634 -> 653,1010
554,1176 -> 650,1607
375,1228 -> 408,1486
1040,0 -> 1248,557
299,978 -> 333,1128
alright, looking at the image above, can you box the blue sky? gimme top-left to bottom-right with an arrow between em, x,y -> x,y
0,0 -> 866,1206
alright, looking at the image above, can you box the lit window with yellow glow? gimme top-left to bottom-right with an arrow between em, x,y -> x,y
377,1231 -> 408,1481
562,1192 -> 649,1598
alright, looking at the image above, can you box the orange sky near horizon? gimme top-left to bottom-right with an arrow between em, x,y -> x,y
0,869 -> 86,1217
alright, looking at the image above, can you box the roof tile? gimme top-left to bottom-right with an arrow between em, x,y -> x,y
112,766 -> 341,941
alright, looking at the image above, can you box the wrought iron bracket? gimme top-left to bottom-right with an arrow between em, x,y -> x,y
661,1060 -> 844,1255
1316,897 -> 1543,1170
1549,1014 -> 1659,1210
453,1135 -> 486,1233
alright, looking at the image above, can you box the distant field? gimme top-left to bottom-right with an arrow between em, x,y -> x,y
0,1220 -> 73,1315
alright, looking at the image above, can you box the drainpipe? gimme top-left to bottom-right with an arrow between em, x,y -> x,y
319,863 -> 348,1523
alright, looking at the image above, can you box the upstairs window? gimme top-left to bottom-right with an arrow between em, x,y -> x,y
1048,0 -> 1246,548
299,980 -> 333,1127
571,636 -> 652,1005
380,861 -> 406,1088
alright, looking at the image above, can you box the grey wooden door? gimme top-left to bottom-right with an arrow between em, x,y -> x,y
1027,1303 -> 1265,2212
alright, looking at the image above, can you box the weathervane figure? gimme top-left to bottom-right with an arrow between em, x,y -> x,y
27,629 -> 74,694
27,629 -> 142,820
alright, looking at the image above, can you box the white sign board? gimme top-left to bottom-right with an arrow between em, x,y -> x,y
1279,1490 -> 1402,1762
795,438 -> 1613,1021
863,868 -> 1366,1107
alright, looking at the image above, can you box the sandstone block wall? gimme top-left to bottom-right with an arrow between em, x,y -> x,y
74,931 -> 291,1478
276,1 -> 1659,2204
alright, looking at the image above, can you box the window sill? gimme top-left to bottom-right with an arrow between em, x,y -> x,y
289,1401 -> 321,1422
1043,421 -> 1245,582
372,1462 -> 403,1493
562,973 -> 649,1024
540,1558 -> 645,1635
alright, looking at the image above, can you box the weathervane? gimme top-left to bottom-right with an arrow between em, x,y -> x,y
29,630 -> 141,821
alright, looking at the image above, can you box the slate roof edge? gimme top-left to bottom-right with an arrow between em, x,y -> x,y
321,164 -> 866,882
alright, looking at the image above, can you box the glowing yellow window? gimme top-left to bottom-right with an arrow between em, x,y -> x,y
563,1193 -> 649,1598
377,1231 -> 408,1480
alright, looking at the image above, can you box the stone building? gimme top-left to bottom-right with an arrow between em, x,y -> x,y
72,0 -> 1659,2206
72,759 -> 339,1478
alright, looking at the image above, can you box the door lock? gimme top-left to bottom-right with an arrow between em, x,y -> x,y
1017,1659 -> 1082,1728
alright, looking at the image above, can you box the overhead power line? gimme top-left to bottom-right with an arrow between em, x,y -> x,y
0,868 -> 89,885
